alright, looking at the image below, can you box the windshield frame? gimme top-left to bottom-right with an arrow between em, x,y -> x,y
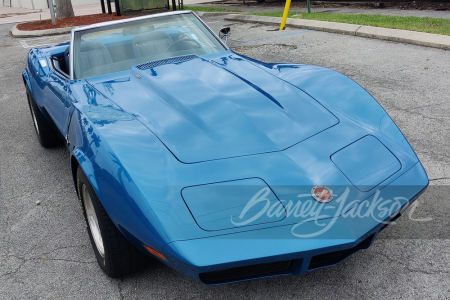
69,11 -> 228,80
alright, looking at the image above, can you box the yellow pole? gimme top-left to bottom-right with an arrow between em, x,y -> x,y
279,0 -> 292,31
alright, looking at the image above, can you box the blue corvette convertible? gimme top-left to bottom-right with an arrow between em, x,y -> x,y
23,11 -> 428,284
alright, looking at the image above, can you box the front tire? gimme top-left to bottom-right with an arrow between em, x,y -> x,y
25,86 -> 61,148
77,166 -> 151,278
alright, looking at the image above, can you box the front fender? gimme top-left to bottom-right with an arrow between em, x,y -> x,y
66,84 -> 171,254
261,63 -> 419,161
22,69 -> 33,94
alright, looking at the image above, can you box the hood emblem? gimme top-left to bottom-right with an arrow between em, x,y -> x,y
311,186 -> 333,203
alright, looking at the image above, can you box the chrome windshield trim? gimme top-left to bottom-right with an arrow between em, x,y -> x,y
70,29 -> 74,79
192,12 -> 229,51
73,10 -> 192,32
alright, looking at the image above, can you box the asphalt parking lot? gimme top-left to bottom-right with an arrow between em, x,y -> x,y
1,14 -> 450,299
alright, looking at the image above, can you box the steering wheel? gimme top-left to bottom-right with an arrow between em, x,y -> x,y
165,38 -> 202,52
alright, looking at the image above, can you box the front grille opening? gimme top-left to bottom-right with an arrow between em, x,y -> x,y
200,260 -> 292,284
308,234 -> 374,270
308,248 -> 354,270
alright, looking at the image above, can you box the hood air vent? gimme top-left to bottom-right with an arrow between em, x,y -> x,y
136,55 -> 199,70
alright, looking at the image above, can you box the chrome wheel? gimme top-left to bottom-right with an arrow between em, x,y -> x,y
82,184 -> 105,257
30,101 -> 40,136
77,165 -> 151,277
25,87 -> 61,148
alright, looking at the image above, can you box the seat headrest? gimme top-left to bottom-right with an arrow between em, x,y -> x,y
80,40 -> 109,53
132,30 -> 172,45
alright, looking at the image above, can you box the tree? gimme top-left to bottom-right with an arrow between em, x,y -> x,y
56,0 -> 75,18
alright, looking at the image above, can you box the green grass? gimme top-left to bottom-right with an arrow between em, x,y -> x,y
181,6 -> 241,13
250,12 -> 450,36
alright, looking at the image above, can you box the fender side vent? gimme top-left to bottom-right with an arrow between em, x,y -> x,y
199,260 -> 292,284
136,54 -> 198,70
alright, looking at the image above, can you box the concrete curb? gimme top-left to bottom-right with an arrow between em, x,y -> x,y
10,12 -> 229,38
11,23 -> 73,38
195,11 -> 234,17
225,14 -> 450,50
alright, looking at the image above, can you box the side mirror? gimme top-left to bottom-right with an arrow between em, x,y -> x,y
219,27 -> 231,45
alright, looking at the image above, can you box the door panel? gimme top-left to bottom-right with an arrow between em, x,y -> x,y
44,72 -> 68,133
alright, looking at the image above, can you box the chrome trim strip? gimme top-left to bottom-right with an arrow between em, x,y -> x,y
73,10 -> 191,33
192,12 -> 229,50
70,29 -> 74,80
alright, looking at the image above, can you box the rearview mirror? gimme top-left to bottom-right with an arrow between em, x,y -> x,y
219,27 -> 231,45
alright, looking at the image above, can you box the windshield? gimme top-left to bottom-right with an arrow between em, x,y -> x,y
72,13 -> 226,79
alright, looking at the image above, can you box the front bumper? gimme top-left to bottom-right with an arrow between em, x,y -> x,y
161,162 -> 428,284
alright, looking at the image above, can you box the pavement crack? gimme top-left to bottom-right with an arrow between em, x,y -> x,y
354,25 -> 362,36
30,257 -> 96,264
3,191 -> 38,202
0,256 -> 26,279
38,245 -> 84,257
4,251 -> 95,269
0,254 -> 95,281
429,177 -> 450,181
390,104 -> 449,122
416,150 -> 450,160
372,251 -> 450,275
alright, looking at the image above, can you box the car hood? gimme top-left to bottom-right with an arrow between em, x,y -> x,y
88,54 -> 339,163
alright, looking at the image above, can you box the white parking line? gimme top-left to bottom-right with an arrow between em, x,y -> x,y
19,40 -> 56,48
18,35 -> 70,49
19,40 -> 28,48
